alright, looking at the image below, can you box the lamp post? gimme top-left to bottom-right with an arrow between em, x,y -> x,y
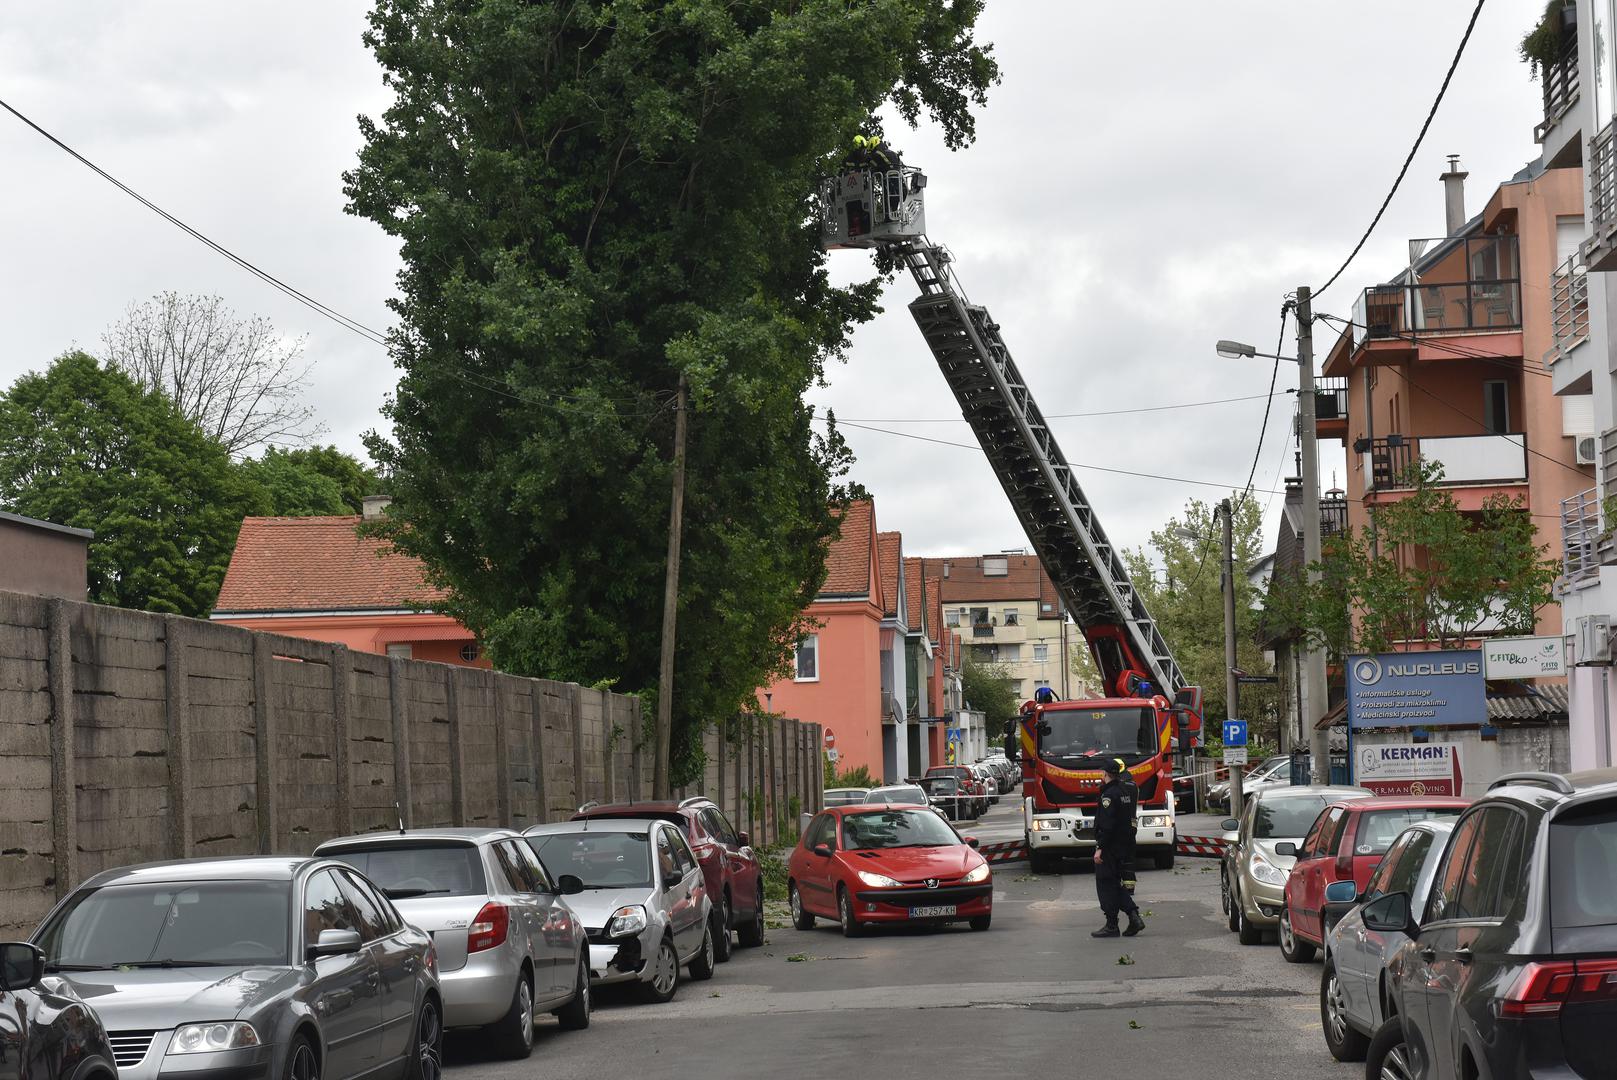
1216,288 -> 1329,788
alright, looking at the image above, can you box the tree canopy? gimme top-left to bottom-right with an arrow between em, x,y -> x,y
0,352 -> 262,616
345,0 -> 997,780
239,445 -> 384,516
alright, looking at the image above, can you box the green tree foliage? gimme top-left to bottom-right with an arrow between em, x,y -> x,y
345,0 -> 997,781
961,653 -> 1020,731
0,353 -> 262,616
1265,462 -> 1557,658
1122,495 -> 1277,727
239,446 -> 383,516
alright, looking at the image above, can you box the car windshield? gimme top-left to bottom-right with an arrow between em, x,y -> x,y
1038,707 -> 1157,762
823,790 -> 869,806
37,881 -> 290,968
321,843 -> 486,898
921,778 -> 959,793
840,809 -> 959,850
1355,808 -> 1465,855
528,831 -> 652,889
866,786 -> 927,805
1550,802 -> 1617,930
1253,796 -> 1332,840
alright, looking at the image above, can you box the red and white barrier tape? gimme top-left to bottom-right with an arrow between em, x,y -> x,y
980,833 -> 1229,867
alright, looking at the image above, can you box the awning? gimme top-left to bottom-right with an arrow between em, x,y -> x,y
1485,681 -> 1569,721
372,623 -> 476,646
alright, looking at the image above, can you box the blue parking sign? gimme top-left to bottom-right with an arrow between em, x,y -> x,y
1222,719 -> 1248,747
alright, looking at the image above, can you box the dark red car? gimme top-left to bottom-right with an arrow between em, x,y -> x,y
1278,794 -> 1469,962
787,804 -> 992,936
924,766 -> 986,817
573,796 -> 764,960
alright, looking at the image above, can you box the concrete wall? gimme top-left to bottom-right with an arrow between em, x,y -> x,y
1354,724 -> 1571,798
0,589 -> 821,938
0,518 -> 88,601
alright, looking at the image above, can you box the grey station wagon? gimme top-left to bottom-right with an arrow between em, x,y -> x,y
33,856 -> 442,1080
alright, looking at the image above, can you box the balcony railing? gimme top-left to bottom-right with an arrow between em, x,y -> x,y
1351,235 -> 1522,347
1563,487 -> 1603,585
1360,433 -> 1529,491
971,622 -> 994,638
1315,377 -> 1348,421
1547,254 -> 1590,365
1593,122 -> 1617,232
1320,496 -> 1347,538
1537,25 -> 1580,138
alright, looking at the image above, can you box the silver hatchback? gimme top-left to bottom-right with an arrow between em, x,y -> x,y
33,856 -> 442,1080
524,818 -> 715,1003
315,828 -> 590,1060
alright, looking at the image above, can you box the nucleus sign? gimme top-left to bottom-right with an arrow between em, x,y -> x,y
1345,649 -> 1486,729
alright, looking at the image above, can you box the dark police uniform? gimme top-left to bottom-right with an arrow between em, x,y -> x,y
1091,762 -> 1144,936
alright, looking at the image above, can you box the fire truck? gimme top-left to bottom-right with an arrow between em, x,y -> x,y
820,159 -> 1205,873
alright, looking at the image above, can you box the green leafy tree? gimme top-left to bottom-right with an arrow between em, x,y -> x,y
1265,462 -> 1557,658
961,652 -> 1020,736
345,0 -> 997,781
0,352 -> 264,616
1122,494 -> 1278,729
238,446 -> 383,516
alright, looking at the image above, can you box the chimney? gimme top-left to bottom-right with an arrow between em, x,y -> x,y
1441,155 -> 1468,236
361,495 -> 393,520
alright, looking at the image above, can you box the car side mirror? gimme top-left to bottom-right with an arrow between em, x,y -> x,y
736,831 -> 750,847
1360,891 -> 1417,936
964,836 -> 980,849
811,844 -> 832,858
307,928 -> 363,961
557,874 -> 585,896
0,942 -> 44,991
1274,841 -> 1298,857
1324,880 -> 1359,905
1220,818 -> 1240,833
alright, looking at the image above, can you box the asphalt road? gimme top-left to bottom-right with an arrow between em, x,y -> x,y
442,801 -> 1356,1080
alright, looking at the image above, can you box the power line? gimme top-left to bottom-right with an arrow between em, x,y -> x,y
1313,0 -> 1488,298
1314,310 -> 1552,379
842,391 -> 1290,424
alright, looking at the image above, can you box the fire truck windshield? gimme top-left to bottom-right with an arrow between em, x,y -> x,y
1038,706 -> 1156,763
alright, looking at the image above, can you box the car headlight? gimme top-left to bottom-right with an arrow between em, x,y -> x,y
962,864 -> 990,884
607,904 -> 648,937
1031,818 -> 1065,831
168,1023 -> 259,1055
1249,856 -> 1288,886
856,870 -> 903,888
1139,814 -> 1170,828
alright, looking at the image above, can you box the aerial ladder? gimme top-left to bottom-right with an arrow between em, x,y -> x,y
821,162 -> 1204,870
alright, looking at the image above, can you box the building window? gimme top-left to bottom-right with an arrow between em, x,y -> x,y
973,644 -> 998,664
385,644 -> 412,660
1033,643 -> 1049,662
1003,608 -> 1019,626
795,636 -> 819,681
983,556 -> 1009,577
945,609 -> 960,627
1041,602 -> 1054,613
998,644 -> 1021,662
459,642 -> 481,663
1035,679 -> 1050,691
1483,380 -> 1509,434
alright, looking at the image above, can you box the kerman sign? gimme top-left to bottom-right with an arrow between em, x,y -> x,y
1345,649 -> 1487,729
1354,743 -> 1464,797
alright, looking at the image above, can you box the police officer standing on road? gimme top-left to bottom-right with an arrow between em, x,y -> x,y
1090,757 -> 1146,938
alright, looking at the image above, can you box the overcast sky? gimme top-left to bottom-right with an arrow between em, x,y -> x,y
0,1 -> 1547,568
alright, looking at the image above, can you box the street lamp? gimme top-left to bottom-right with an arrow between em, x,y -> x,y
1216,289 -> 1328,783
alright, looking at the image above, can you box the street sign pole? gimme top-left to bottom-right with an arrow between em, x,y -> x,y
1220,498 -> 1245,817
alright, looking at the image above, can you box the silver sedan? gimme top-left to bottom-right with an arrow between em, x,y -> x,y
315,828 -> 590,1059
32,856 -> 442,1080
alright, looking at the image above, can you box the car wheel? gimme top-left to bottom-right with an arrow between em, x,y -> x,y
1320,960 -> 1368,1062
738,887 -> 766,947
1365,1017 -> 1415,1080
837,885 -> 864,938
406,994 -> 443,1080
1220,870 -> 1231,916
1236,902 -> 1263,946
637,937 -> 680,1004
968,914 -> 991,931
555,954 -> 591,1031
712,899 -> 733,963
1278,908 -> 1315,963
489,972 -> 534,1058
1028,850 -> 1058,875
789,882 -> 815,930
286,1036 -> 318,1080
687,922 -> 717,981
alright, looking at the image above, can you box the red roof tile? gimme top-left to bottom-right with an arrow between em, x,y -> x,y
214,516 -> 446,614
928,553 -> 1063,612
877,532 -> 902,620
903,556 -> 925,630
820,499 -> 875,598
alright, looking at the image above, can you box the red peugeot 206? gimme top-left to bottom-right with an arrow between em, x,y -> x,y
787,804 -> 993,936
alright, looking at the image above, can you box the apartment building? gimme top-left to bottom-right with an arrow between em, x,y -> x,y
1538,0 -> 1617,770
920,552 -> 1085,702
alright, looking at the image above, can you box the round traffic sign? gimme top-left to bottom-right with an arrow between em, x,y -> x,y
824,729 -> 836,749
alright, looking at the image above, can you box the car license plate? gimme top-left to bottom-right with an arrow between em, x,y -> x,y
909,904 -> 957,918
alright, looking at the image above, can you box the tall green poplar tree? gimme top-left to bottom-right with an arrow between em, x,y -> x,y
345,0 -> 997,778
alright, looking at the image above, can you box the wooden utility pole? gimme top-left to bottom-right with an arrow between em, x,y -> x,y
654,374 -> 689,799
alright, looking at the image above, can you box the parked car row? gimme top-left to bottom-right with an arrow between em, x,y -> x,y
19,795 -> 767,1080
1222,768 -> 1617,1080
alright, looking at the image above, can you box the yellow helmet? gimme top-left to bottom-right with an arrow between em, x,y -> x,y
854,134 -> 871,148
